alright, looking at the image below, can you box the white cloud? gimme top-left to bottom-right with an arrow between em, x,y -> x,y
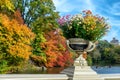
102,28 -> 120,42
110,2 -> 120,16
53,0 -> 95,13
110,20 -> 120,27
53,0 -> 66,6
82,0 -> 95,11
53,0 -> 65,10
103,17 -> 120,42
53,0 -> 72,12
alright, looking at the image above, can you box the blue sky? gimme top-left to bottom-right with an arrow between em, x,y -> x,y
53,0 -> 120,42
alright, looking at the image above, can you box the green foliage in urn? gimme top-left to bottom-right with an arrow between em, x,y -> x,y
58,10 -> 110,41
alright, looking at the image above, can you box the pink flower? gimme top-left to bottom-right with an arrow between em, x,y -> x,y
58,15 -> 71,26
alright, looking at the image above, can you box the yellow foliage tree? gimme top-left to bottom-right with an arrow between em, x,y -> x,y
0,13 -> 35,72
0,0 -> 14,12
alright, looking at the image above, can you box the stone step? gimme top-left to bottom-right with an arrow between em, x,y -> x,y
73,78 -> 104,80
61,71 -> 74,75
74,72 -> 97,75
75,68 -> 95,71
61,69 -> 74,73
61,72 -> 73,75
61,71 -> 74,77
75,66 -> 91,68
60,66 -> 75,78
75,69 -> 95,71
74,75 -> 100,77
74,70 -> 96,72
72,66 -> 104,80
0,74 -> 69,80
60,66 -> 104,80
75,67 -> 94,69
63,67 -> 74,71
73,76 -> 102,79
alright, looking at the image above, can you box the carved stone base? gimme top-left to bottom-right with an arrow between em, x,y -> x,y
74,52 -> 87,67
73,66 -> 104,80
72,52 -> 104,80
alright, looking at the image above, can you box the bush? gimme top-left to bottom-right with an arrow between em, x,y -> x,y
0,60 -> 9,73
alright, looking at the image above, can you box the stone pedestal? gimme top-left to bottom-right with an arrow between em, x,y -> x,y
73,53 -> 104,80
61,52 -> 104,80
73,66 -> 104,80
74,53 -> 87,67
65,38 -> 103,80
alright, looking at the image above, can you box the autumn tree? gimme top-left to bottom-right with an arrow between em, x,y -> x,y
0,13 -> 35,73
40,30 -> 73,67
11,0 -> 74,68
12,0 -> 59,57
31,30 -> 74,67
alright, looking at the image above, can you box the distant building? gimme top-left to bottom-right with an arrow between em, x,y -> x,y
110,37 -> 119,45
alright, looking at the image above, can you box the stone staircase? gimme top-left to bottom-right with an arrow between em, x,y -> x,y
60,66 -> 75,80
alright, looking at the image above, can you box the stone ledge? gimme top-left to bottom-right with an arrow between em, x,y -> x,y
0,74 -> 69,80
100,74 -> 120,80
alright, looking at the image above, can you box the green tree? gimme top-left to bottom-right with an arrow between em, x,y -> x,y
95,40 -> 118,66
91,49 -> 101,65
87,55 -> 92,66
29,0 -> 59,58
0,0 -> 15,17
12,0 -> 59,28
12,0 -> 60,65
103,48 -> 116,65
97,40 -> 113,53
0,0 -> 14,12
113,46 -> 120,64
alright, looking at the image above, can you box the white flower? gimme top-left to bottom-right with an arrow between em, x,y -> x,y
78,22 -> 81,24
70,14 -> 83,22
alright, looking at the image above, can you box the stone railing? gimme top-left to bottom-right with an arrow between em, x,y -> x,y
0,74 -> 69,80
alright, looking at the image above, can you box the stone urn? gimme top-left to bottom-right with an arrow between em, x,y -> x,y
66,38 -> 95,67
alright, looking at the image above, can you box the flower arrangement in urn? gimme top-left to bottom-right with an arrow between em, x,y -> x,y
58,10 -> 110,41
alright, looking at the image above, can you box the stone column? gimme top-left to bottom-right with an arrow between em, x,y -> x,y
73,51 -> 103,80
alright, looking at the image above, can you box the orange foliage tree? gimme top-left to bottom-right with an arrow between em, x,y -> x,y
0,13 -> 35,72
41,29 -> 74,67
